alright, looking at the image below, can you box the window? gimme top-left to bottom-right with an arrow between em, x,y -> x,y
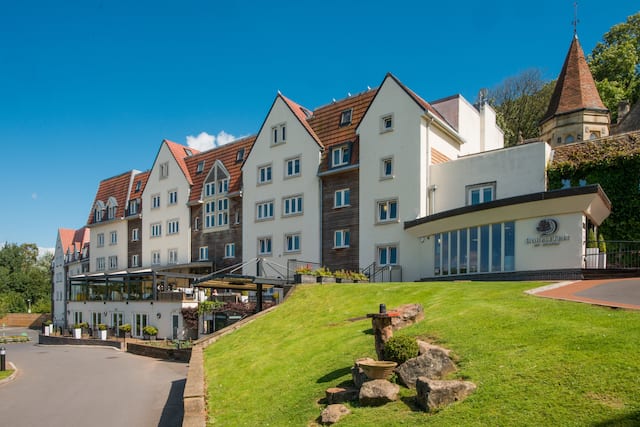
378,245 -> 398,265
565,135 -> 575,143
96,257 -> 105,271
196,160 -> 205,173
132,228 -> 139,241
160,161 -> 169,179
377,199 -> 398,223
95,205 -> 103,222
258,164 -> 272,184
272,123 -> 286,144
152,194 -> 161,209
205,182 -> 215,197
97,233 -> 105,247
381,157 -> 393,179
285,157 -> 301,178
168,249 -> 178,264
258,237 -> 272,255
194,216 -> 200,231
340,109 -> 352,126
205,201 -> 215,228
467,183 -> 495,206
236,148 -> 245,163
135,180 -> 142,192
168,190 -> 178,205
331,144 -> 351,168
110,231 -> 117,245
151,223 -> 162,237
256,201 -> 274,220
167,219 -> 179,235
108,255 -> 118,270
131,254 -> 139,268
151,251 -> 161,265
217,198 -> 229,226
283,195 -> 303,216
285,233 -> 301,253
199,246 -> 209,261
381,114 -> 394,132
334,230 -> 350,248
129,199 -> 139,215
107,204 -> 117,220
334,189 -> 350,208
225,243 -> 235,258
218,179 -> 229,194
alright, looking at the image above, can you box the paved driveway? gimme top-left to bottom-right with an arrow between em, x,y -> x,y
532,277 -> 640,310
0,328 -> 187,427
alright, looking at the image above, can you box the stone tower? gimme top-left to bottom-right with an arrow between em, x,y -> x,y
539,35 -> 610,147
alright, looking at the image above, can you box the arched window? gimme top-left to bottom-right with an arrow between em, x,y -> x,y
565,135 -> 575,143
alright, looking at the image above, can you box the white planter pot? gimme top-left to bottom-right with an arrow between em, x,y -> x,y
74,328 -> 82,339
44,325 -> 50,336
99,330 -> 107,340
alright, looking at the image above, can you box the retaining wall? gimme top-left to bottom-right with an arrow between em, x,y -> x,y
0,313 -> 50,328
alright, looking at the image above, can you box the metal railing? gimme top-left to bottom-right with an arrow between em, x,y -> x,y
584,240 -> 640,269
361,262 -> 403,283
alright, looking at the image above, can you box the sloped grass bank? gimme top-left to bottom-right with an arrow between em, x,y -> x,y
204,282 -> 640,426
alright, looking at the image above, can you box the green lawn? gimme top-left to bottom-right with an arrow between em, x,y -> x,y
0,369 -> 14,381
204,282 -> 640,426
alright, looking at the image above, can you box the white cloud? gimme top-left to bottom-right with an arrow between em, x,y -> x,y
186,130 -> 236,151
38,247 -> 54,257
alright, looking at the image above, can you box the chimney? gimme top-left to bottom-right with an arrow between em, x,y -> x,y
617,101 -> 630,124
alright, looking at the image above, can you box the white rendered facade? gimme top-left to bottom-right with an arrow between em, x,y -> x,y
52,232 -> 67,327
242,95 -> 323,274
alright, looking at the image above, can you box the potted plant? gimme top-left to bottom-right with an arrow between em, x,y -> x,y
73,322 -> 87,339
333,269 -> 348,283
42,320 -> 53,336
97,323 -> 108,340
348,271 -> 369,283
294,265 -> 316,284
143,325 -> 158,340
314,266 -> 335,284
118,323 -> 131,338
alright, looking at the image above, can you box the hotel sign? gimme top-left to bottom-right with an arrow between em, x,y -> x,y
526,218 -> 570,247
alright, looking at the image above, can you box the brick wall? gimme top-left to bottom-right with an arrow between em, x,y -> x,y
0,313 -> 49,328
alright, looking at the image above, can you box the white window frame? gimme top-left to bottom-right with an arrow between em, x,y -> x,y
377,244 -> 398,266
284,233 -> 301,253
96,257 -> 105,271
334,188 -> 350,208
258,164 -> 272,185
151,251 -> 161,265
131,228 -> 139,242
217,198 -> 229,226
285,156 -> 301,178
258,237 -> 272,256
110,231 -> 117,245
160,161 -> 169,179
283,195 -> 303,217
205,200 -> 215,228
151,222 -> 162,238
131,254 -> 139,268
256,200 -> 275,221
381,157 -> 394,179
331,144 -> 350,168
97,233 -> 105,248
376,199 -> 398,223
168,249 -> 178,265
271,123 -> 286,145
129,199 -> 139,215
196,161 -> 205,174
224,243 -> 235,259
199,246 -> 209,261
340,109 -> 352,126
167,219 -> 179,235
168,189 -> 178,205
108,255 -> 118,270
152,194 -> 161,209
380,114 -> 394,133
466,182 -> 496,206
334,229 -> 350,249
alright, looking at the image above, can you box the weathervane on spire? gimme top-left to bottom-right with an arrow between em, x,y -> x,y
572,1 -> 579,35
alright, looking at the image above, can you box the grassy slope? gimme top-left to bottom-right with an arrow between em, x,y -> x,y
204,282 -> 640,426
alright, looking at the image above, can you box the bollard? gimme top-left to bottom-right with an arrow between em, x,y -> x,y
379,303 -> 386,314
0,347 -> 6,371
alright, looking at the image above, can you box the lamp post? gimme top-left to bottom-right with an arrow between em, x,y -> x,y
27,298 -> 31,314
0,347 -> 6,371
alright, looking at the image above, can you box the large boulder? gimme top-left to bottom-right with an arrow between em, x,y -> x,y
321,404 -> 351,424
325,386 -> 359,404
417,340 -> 452,357
391,303 -> 424,330
351,357 -> 374,388
396,348 -> 457,389
358,379 -> 400,407
415,377 -> 477,412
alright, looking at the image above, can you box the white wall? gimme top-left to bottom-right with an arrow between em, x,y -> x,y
52,234 -> 66,327
90,220 -> 129,271
142,142 -> 193,267
430,142 -> 551,213
242,96 -> 323,275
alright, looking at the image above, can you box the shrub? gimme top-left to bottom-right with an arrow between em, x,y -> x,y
598,234 -> 607,253
118,323 -> 131,333
74,322 -> 88,329
143,325 -> 158,336
587,229 -> 597,248
383,336 -> 419,364
97,323 -> 107,331
313,266 -> 332,277
295,265 -> 313,275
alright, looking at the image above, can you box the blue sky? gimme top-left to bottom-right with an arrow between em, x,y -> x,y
0,1 -> 637,252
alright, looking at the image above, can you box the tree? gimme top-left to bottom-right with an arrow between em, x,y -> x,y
488,68 -> 554,146
588,12 -> 640,121
0,243 -> 52,313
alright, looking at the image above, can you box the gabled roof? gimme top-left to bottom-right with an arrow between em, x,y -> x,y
541,35 -> 608,124
185,135 -> 257,203
58,228 -> 76,253
58,227 -> 90,255
277,94 -> 322,148
164,140 -> 199,185
86,170 -> 137,225
129,170 -> 150,200
307,89 -> 377,173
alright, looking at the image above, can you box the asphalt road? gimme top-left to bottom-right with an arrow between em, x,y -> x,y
0,327 -> 188,427
574,278 -> 640,307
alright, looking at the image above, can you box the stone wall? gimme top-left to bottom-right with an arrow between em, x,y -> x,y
38,334 -> 123,350
0,313 -> 50,328
126,342 -> 192,362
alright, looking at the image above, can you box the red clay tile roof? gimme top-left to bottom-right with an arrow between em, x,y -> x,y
86,170 -> 137,225
541,36 -> 607,124
129,170 -> 150,200
164,140 -> 200,185
550,130 -> 640,167
185,135 -> 257,203
58,228 -> 75,254
307,89 -> 377,173
278,94 -> 322,148
59,227 -> 90,255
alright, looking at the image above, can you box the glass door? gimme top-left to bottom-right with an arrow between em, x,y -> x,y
134,313 -> 148,337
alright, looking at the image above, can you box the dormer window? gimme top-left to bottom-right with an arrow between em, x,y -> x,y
272,123 -> 286,145
236,148 -> 245,163
331,144 -> 351,168
339,109 -> 352,126
135,180 -> 142,192
196,161 -> 205,174
94,200 -> 105,222
185,148 -> 193,156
